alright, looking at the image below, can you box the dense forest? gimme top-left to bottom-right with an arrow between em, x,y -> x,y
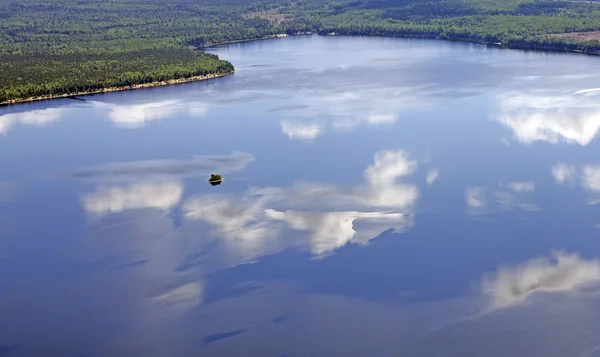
3,0 -> 600,103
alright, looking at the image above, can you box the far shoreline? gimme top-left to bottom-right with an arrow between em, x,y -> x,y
203,32 -> 600,58
3,31 -> 599,106
202,33 -> 291,48
0,71 -> 234,106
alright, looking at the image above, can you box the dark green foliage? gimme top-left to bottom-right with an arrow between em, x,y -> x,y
209,174 -> 223,185
3,0 -> 600,102
0,48 -> 233,102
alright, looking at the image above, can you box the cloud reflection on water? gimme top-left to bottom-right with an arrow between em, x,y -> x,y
153,282 -> 204,312
0,107 -> 63,135
275,88 -> 415,140
73,148 -> 425,332
484,252 -> 600,309
82,181 -> 183,216
497,91 -> 600,146
183,149 -> 421,258
552,162 -> 600,203
92,100 -> 208,127
76,151 -> 260,317
280,120 -> 323,141
426,170 -> 439,185
466,182 -> 539,215
77,150 -> 418,264
81,148 -> 423,277
0,98 -> 208,137
265,210 -> 411,256
552,163 -> 577,185
582,165 -> 600,193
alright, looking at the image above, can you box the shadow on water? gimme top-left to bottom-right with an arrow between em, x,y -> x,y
202,329 -> 247,345
66,96 -> 88,102
272,313 -> 292,324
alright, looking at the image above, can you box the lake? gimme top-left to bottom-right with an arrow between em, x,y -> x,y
2,35 -> 600,356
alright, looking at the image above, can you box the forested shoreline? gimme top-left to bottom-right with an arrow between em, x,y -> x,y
3,0 -> 600,104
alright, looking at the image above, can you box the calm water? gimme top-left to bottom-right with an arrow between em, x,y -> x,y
2,35 -> 600,356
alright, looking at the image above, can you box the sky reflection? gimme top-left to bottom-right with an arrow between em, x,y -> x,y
5,36 -> 600,356
183,149 -> 423,259
0,107 -> 63,135
497,90 -> 600,145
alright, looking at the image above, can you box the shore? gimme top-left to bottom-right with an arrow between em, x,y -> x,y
208,31 -> 600,58
202,33 -> 289,48
3,31 -> 599,106
0,70 -> 234,106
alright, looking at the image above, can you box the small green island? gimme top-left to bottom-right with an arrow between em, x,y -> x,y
3,0 -> 600,104
208,174 -> 223,186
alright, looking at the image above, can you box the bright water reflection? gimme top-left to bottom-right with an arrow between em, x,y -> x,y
3,36 -> 600,356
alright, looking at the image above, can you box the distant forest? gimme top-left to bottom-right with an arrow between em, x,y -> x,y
3,0 -> 600,103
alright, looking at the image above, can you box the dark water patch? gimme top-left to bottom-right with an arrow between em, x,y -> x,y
175,250 -> 210,272
0,345 -> 16,356
202,329 -> 247,345
117,259 -> 148,270
203,281 -> 263,306
273,313 -> 292,324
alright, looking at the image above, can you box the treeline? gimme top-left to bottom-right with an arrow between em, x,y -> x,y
3,0 -> 600,103
0,0 -> 278,102
311,0 -> 600,55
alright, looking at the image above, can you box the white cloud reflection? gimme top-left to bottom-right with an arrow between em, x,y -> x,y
367,114 -> 398,125
551,162 -> 600,204
183,149 -> 420,258
365,150 -> 416,186
93,100 -> 208,128
466,187 -> 487,215
0,99 -> 209,136
183,193 -> 275,243
484,252 -> 600,309
507,181 -> 535,193
582,165 -> 600,192
153,282 -> 204,312
82,181 -> 183,216
467,182 -> 539,215
276,89 -> 409,138
76,147 -> 423,321
426,169 -> 439,185
265,209 -> 411,256
0,108 -> 63,135
497,91 -> 600,146
332,113 -> 398,131
280,120 -> 323,141
552,163 -> 577,185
